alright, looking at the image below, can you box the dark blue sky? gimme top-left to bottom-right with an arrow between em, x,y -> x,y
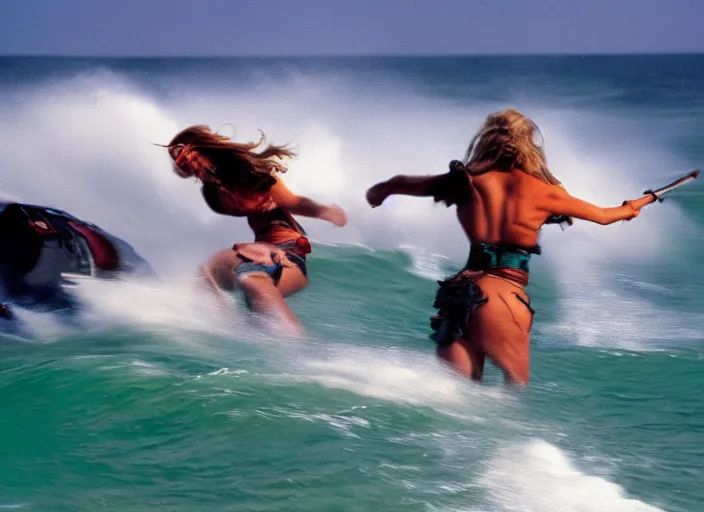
1,0 -> 701,56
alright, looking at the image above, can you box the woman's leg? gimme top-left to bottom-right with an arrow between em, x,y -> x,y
436,338 -> 486,380
201,248 -> 241,292
276,265 -> 309,298
237,273 -> 302,333
471,276 -> 533,386
238,266 -> 308,334
201,247 -> 309,333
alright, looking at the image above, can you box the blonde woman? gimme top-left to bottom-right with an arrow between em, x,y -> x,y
366,110 -> 655,385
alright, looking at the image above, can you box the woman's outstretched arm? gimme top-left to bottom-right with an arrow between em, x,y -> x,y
542,186 -> 656,225
366,172 -> 465,207
270,178 -> 347,226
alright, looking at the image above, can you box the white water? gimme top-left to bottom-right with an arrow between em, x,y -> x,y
0,65 -> 695,348
480,440 -> 663,512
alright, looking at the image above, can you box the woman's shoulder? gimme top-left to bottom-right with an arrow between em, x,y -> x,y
509,169 -> 562,195
430,163 -> 476,206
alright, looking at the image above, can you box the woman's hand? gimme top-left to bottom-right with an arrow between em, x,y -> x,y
621,201 -> 641,221
627,194 -> 657,211
624,205 -> 640,221
320,204 -> 348,227
622,193 -> 659,221
366,181 -> 390,208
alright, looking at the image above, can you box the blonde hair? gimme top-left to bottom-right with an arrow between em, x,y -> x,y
463,109 -> 563,186
458,109 -> 572,226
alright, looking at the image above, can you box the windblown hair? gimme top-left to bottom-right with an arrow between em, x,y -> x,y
462,109 -> 563,186
456,109 -> 571,226
168,125 -> 296,192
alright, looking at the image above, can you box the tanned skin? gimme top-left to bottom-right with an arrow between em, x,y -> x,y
366,169 -> 654,384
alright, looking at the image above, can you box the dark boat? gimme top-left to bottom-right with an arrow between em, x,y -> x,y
0,201 -> 152,318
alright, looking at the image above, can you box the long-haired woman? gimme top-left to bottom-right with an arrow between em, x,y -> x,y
366,109 -> 654,384
167,125 -> 347,333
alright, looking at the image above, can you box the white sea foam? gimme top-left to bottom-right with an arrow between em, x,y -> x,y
295,344 -> 514,419
0,64 -> 695,350
479,439 -> 664,512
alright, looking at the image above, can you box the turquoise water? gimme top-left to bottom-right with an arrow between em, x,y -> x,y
0,56 -> 703,511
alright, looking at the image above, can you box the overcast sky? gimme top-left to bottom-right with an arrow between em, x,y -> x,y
0,0 -> 701,56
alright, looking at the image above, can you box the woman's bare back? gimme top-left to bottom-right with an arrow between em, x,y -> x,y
456,170 -> 552,249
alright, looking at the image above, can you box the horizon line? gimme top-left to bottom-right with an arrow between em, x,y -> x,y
1,51 -> 703,59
